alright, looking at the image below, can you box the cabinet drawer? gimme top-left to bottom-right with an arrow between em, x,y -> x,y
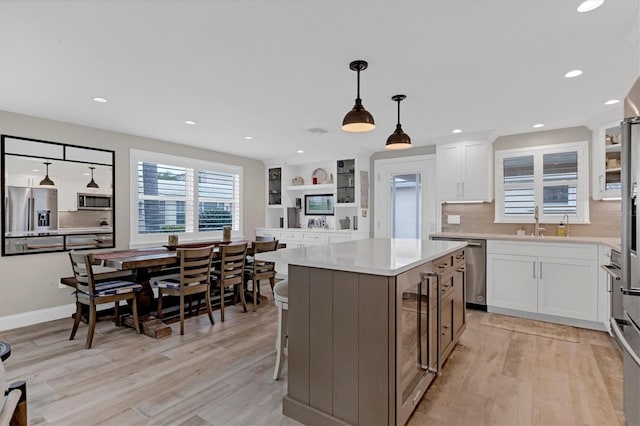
439,272 -> 456,300
433,255 -> 453,274
279,231 -> 301,240
329,234 -> 351,244
453,249 -> 465,267
303,233 -> 328,243
487,240 -> 597,260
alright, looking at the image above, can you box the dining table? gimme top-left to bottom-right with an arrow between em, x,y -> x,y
60,240 -> 283,338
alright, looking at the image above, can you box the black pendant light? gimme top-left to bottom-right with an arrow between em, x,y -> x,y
87,166 -> 99,189
385,94 -> 412,150
342,60 -> 375,133
39,162 -> 55,186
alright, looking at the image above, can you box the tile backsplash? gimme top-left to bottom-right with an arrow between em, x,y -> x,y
59,210 -> 112,228
441,199 -> 620,237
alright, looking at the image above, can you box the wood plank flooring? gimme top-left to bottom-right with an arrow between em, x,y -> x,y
1,289 -> 623,426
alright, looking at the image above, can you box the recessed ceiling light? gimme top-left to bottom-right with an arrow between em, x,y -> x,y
83,173 -> 90,176
32,169 -> 40,172
184,120 -> 196,125
452,129 -> 462,134
577,0 -> 604,13
244,136 -> 253,140
604,99 -> 620,105
533,123 -> 545,128
297,150 -> 304,154
564,70 -> 583,78
93,97 -> 108,103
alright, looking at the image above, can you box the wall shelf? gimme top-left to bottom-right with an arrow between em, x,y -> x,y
286,184 -> 334,192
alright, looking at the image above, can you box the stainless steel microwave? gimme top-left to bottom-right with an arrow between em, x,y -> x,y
77,193 -> 112,210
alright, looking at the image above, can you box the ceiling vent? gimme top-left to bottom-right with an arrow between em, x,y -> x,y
307,127 -> 329,135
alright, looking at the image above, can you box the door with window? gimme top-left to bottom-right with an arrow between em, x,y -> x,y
375,156 -> 436,239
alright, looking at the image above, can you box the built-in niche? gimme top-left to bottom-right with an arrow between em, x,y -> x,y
1,135 -> 115,256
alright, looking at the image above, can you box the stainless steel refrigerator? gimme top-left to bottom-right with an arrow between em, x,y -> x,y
6,186 -> 58,233
616,78 -> 640,426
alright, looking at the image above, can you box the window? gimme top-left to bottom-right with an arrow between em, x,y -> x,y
495,141 -> 589,223
131,150 -> 242,245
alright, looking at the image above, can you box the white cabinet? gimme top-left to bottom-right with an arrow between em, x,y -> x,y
592,120 -> 622,200
487,240 -> 601,327
436,141 -> 492,202
487,253 -> 538,312
537,257 -> 598,321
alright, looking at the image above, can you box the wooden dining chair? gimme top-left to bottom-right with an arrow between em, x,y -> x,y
154,246 -> 215,335
212,243 -> 248,321
68,251 -> 142,349
244,239 -> 278,311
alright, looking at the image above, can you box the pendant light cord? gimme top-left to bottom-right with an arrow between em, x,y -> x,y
356,69 -> 361,100
397,99 -> 401,125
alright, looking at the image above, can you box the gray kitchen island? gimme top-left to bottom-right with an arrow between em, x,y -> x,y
257,238 -> 467,426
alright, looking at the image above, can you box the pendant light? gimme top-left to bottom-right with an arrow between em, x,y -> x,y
39,162 -> 55,186
385,94 -> 412,150
342,60 -> 375,133
86,166 -> 99,188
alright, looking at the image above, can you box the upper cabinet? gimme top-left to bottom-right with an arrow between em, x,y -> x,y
267,167 -> 282,206
592,120 -> 622,200
436,141 -> 493,202
336,159 -> 356,205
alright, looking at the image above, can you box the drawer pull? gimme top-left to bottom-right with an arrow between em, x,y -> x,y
438,263 -> 448,269
456,267 -> 465,272
455,255 -> 464,260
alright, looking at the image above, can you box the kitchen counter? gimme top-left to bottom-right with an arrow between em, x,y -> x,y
256,237 -> 467,276
431,232 -> 620,251
5,227 -> 112,238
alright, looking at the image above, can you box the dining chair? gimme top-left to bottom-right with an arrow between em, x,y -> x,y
154,246 -> 215,335
68,251 -> 142,349
244,239 -> 278,311
212,243 -> 248,321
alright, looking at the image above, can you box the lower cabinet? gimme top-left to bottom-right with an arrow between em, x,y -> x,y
487,240 -> 600,325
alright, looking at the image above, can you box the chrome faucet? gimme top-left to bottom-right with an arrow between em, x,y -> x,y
533,206 -> 546,236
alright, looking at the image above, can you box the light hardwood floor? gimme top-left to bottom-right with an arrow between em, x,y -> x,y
1,287 -> 623,426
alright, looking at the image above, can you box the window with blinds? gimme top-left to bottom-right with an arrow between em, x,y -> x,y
496,141 -> 588,223
132,151 -> 242,239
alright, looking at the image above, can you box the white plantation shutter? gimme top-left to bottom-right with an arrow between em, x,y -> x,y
132,150 -> 243,241
495,142 -> 588,223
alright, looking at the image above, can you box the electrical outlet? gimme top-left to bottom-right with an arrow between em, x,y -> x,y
447,214 -> 461,225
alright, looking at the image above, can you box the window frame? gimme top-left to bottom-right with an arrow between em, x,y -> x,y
494,141 -> 589,224
130,149 -> 243,246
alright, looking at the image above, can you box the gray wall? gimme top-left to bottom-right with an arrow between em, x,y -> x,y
368,145 -> 437,236
0,110 -> 265,318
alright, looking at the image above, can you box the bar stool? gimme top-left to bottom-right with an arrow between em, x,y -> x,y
273,279 -> 288,380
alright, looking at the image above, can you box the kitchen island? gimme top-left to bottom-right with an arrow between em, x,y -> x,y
257,238 -> 467,426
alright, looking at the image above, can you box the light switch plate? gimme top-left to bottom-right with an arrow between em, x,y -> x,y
447,214 -> 461,225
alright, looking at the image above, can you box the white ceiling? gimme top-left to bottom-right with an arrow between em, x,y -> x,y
0,0 -> 638,163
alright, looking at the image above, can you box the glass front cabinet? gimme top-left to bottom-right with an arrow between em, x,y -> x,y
593,120 -> 622,200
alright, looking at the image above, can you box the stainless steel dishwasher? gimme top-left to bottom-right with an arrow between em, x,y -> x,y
431,236 -> 486,310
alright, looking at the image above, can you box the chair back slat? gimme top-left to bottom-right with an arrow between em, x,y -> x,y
179,246 -> 214,288
250,239 -> 278,279
219,243 -> 247,286
69,251 -> 96,294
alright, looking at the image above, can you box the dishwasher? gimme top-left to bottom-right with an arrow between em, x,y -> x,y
431,236 -> 486,310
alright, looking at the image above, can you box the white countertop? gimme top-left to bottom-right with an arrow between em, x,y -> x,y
256,238 -> 467,276
430,232 -> 620,251
5,227 -> 113,238
258,227 -> 366,233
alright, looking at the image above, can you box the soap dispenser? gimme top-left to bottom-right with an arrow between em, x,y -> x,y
556,221 -> 567,237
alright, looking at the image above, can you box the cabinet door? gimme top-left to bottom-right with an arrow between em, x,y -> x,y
435,144 -> 460,201
487,253 -> 538,312
453,266 -> 465,336
537,257 -> 598,321
593,121 -> 622,200
440,292 -> 455,360
461,141 -> 491,201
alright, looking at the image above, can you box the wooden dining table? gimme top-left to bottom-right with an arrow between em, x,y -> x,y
60,240 -> 282,338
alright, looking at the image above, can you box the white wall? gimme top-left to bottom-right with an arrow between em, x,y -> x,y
0,110 -> 265,322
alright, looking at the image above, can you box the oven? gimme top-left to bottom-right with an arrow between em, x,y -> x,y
602,249 -> 624,330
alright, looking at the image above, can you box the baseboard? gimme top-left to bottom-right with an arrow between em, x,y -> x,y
487,306 -> 607,331
0,304 -> 75,331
